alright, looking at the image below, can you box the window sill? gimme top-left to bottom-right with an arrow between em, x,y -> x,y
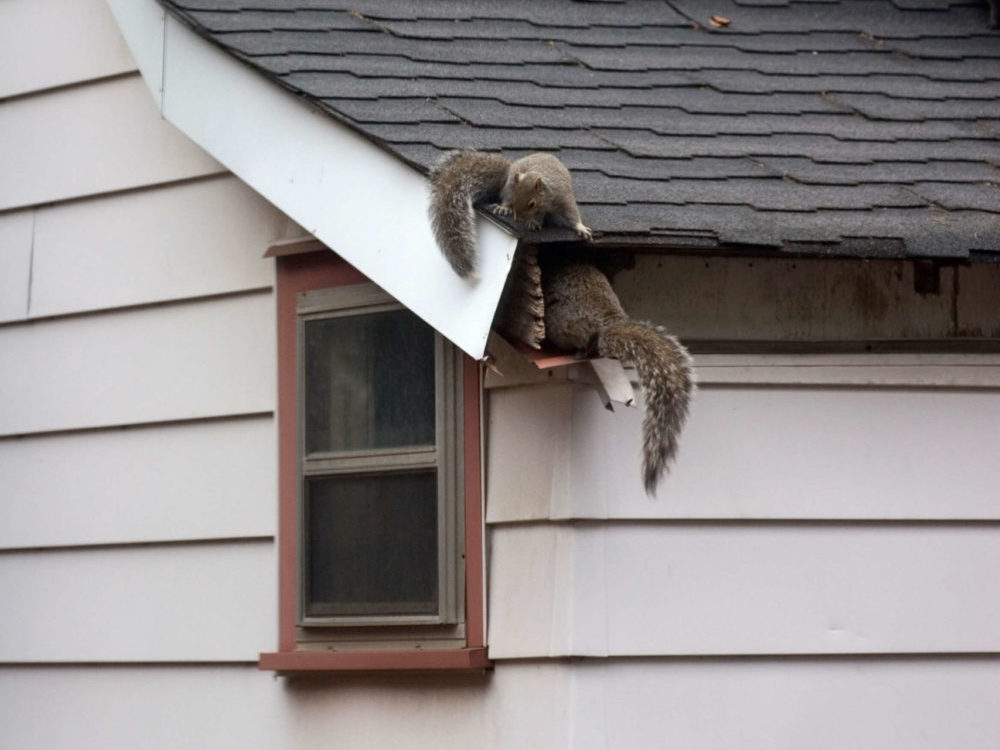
258,647 -> 491,673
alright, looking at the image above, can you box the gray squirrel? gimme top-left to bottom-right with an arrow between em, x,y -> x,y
544,262 -> 695,495
428,150 -> 592,279
430,150 -> 692,491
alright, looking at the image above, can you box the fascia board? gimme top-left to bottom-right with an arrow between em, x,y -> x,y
105,0 -> 517,360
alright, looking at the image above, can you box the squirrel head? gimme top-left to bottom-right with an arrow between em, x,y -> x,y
512,173 -> 548,222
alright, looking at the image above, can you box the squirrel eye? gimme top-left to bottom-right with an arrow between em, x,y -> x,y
528,200 -> 536,209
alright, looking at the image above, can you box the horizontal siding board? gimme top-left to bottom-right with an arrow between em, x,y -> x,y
1,659 -> 996,750
0,663 -> 567,750
0,416 -> 275,549
0,541 -> 275,662
0,0 -> 136,99
0,292 -> 275,436
268,665 -> 567,749
693,352 -> 1000,388
486,385 -> 575,522
0,210 -> 33,323
0,76 -> 223,212
486,352 -> 1000,391
488,523 -> 1000,658
571,658 -> 1000,750
487,380 -> 1000,521
30,176 -> 280,318
0,667 -> 281,750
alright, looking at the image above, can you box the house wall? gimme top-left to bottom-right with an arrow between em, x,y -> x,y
484,263 -> 1000,746
0,0 -> 281,742
0,7 -> 567,750
487,377 -> 1000,652
3,3 -> 999,749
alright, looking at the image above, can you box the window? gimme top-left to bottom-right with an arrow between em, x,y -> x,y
298,285 -> 462,626
260,251 -> 488,672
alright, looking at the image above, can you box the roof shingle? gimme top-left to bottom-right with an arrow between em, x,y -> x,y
160,0 -> 1000,259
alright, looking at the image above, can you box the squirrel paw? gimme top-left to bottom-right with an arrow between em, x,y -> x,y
524,218 -> 543,232
489,203 -> 513,218
575,223 -> 593,241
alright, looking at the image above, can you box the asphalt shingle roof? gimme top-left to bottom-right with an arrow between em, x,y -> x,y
161,0 -> 1000,260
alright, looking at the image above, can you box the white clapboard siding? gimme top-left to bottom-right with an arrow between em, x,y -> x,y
487,378 -> 1000,521
268,664 -> 570,750
0,75 -> 223,212
0,540 -> 274,662
0,292 -> 275,437
568,658 -> 1000,750
3,660 -> 995,750
0,663 -> 572,750
279,658 -> 1000,749
0,667 -> 282,750
488,523 -> 1000,658
0,0 -> 135,99
0,210 -> 33,323
0,416 -> 275,550
29,176 -> 280,318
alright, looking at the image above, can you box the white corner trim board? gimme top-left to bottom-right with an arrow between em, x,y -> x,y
104,0 -> 518,360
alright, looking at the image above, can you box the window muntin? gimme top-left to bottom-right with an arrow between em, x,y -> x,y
296,285 -> 464,629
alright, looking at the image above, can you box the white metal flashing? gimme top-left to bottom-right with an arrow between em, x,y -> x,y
105,0 -> 518,359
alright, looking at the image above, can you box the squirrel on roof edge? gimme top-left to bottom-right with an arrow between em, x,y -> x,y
428,149 -> 592,280
429,149 -> 693,494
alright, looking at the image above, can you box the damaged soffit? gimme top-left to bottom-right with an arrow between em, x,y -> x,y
157,0 -> 1000,261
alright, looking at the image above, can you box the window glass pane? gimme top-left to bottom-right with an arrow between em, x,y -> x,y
304,310 -> 435,454
305,471 -> 438,618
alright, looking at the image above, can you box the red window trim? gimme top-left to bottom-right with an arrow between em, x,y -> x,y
259,646 -> 491,673
259,251 -> 489,673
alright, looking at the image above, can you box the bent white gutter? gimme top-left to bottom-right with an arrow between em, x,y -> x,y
105,0 -> 517,360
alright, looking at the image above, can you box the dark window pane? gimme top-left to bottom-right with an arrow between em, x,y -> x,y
305,472 -> 438,618
304,310 -> 435,454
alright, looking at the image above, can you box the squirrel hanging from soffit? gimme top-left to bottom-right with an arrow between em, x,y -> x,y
428,149 -> 695,494
545,263 -> 695,494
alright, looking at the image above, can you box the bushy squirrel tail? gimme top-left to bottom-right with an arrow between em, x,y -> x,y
542,263 -> 695,495
597,319 -> 695,495
428,150 -> 510,279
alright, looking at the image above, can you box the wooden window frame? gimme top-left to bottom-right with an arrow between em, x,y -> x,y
297,284 -> 463,628
259,251 -> 489,673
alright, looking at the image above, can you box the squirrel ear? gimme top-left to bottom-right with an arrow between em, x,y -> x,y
513,173 -> 523,184
534,177 -> 545,191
